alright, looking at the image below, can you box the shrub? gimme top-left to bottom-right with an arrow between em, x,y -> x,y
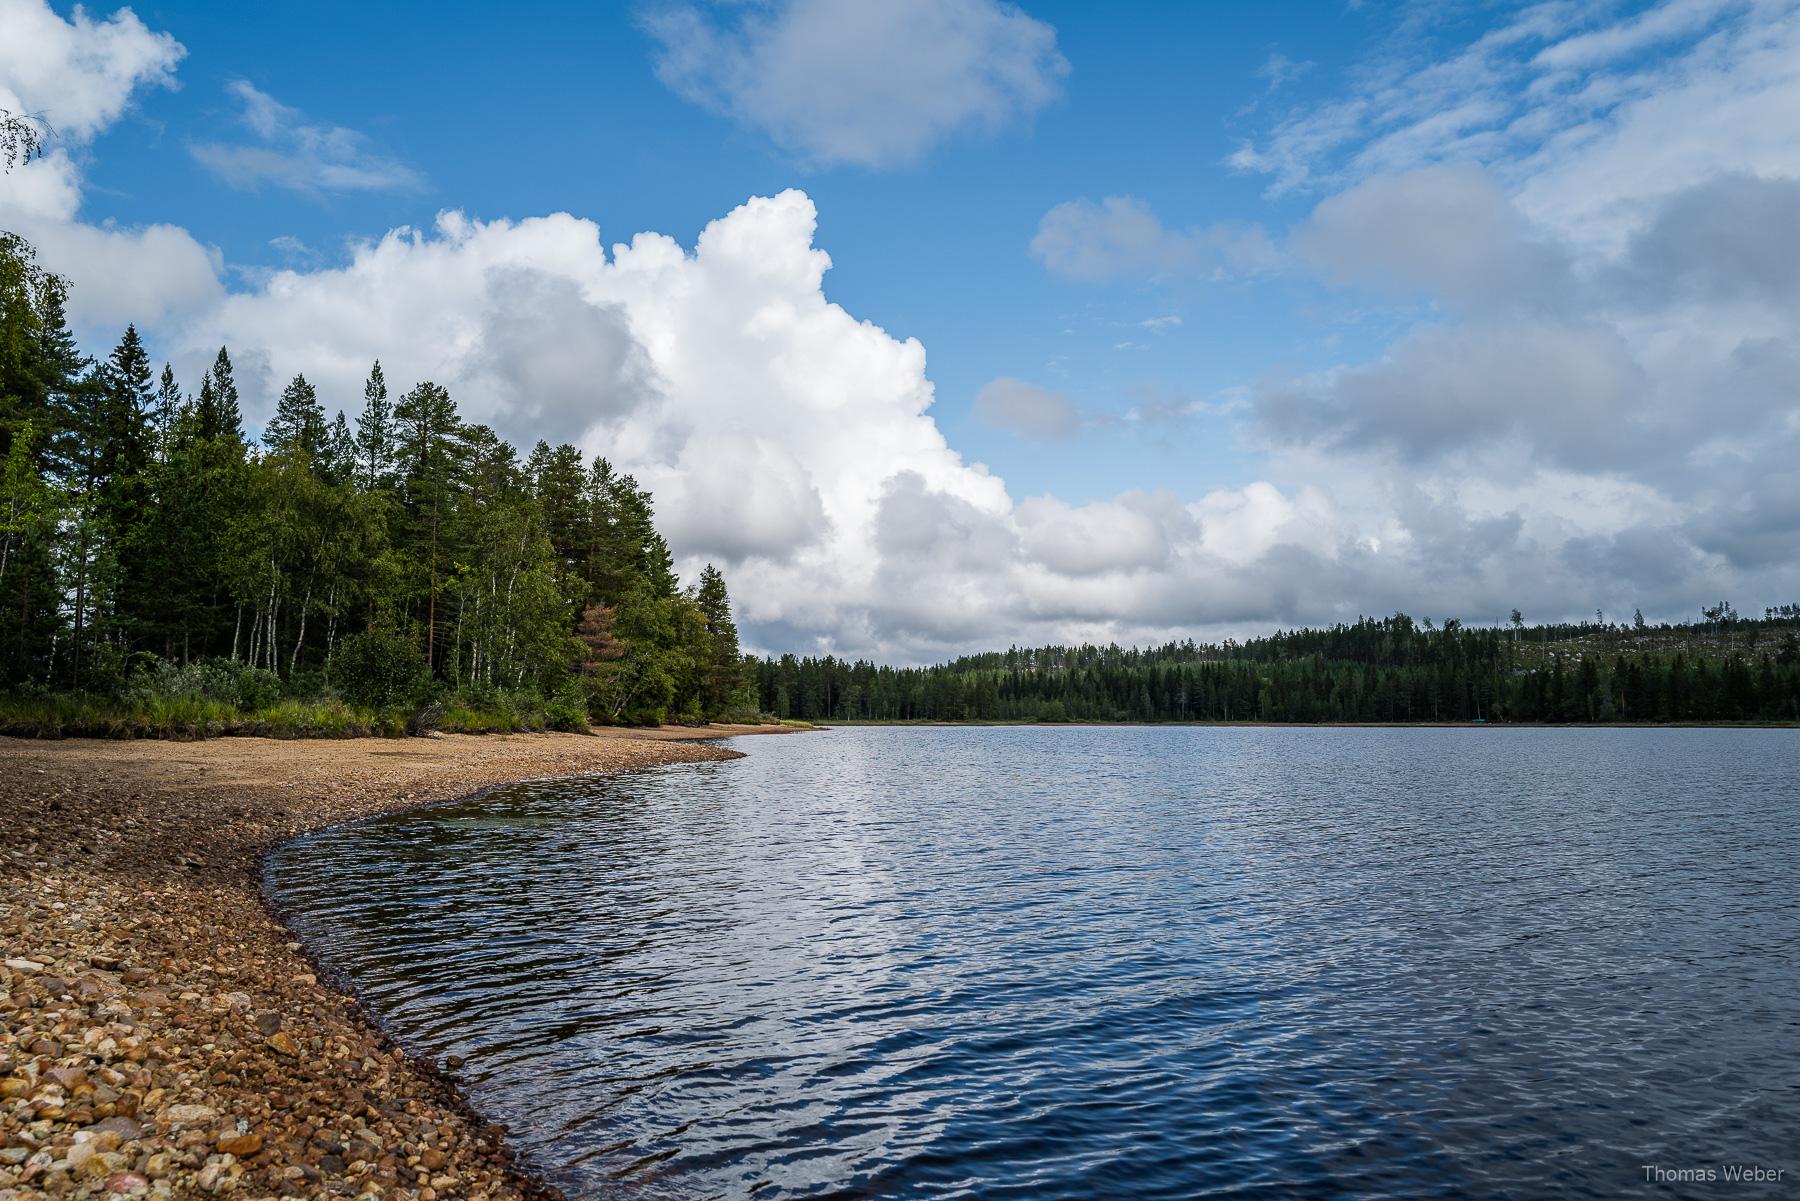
544,689 -> 590,733
234,666 -> 283,711
332,628 -> 427,709
122,657 -> 281,712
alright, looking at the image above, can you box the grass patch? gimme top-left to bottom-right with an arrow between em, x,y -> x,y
0,670 -> 603,742
0,693 -> 236,739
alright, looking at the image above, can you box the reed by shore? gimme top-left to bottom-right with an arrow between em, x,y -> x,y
0,727 -> 782,1201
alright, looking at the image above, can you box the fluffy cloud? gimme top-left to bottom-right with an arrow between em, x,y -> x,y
0,148 -> 222,330
1618,173 -> 1800,304
1235,1 -> 1800,627
1016,493 -> 1176,576
181,187 -> 1518,658
644,0 -> 1068,167
188,81 -> 424,194
0,0 -> 182,140
0,2 -> 218,331
1031,195 -> 1277,282
973,377 -> 1078,440
1294,165 -> 1570,311
1259,318 -> 1649,469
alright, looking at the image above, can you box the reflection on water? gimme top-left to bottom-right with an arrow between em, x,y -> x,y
265,727 -> 1800,1200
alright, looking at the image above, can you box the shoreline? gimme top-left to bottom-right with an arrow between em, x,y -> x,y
0,726 -> 786,1201
813,719 -> 1800,729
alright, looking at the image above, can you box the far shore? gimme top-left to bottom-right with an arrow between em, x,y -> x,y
0,726 -> 787,1201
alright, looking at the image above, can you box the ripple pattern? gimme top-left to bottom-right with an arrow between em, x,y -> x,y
264,727 -> 1800,1200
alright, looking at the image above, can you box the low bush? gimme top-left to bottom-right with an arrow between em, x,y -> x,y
121,657 -> 283,713
544,689 -> 591,733
332,629 -> 427,709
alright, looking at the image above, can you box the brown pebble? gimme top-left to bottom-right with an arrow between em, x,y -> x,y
0,729 -> 761,1201
218,1131 -> 263,1155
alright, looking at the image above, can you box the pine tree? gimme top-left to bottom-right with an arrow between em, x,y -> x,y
354,360 -> 394,489
393,380 -> 462,668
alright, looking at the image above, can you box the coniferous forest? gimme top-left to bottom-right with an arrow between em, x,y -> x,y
756,609 -> 1800,726
0,231 -> 758,736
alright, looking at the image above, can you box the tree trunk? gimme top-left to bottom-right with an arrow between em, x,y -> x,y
289,574 -> 313,678
71,522 -> 89,690
426,504 -> 439,671
323,582 -> 339,671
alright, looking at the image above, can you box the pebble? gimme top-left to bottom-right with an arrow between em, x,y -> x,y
0,729 -> 745,1201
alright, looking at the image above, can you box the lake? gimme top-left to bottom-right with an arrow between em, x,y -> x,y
263,727 -> 1800,1199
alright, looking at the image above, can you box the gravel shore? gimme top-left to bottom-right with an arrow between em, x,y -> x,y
0,728 -> 773,1201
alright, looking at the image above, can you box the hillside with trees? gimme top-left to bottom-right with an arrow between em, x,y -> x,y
755,609 -> 1800,725
0,231 -> 756,736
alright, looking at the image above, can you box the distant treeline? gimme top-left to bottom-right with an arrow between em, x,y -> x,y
0,230 -> 755,733
756,609 -> 1800,725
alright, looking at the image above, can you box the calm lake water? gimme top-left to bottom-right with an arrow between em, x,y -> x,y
264,727 -> 1800,1200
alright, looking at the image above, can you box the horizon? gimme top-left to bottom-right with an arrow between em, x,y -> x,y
3,0 -> 1798,664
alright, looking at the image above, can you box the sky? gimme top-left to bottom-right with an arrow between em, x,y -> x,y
2,0 -> 1798,661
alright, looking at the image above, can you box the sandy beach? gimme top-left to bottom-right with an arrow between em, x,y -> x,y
0,727 -> 780,1200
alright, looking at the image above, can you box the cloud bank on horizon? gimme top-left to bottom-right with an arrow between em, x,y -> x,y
2,0 -> 1799,662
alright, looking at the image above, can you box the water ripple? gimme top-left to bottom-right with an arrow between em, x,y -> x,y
266,727 -> 1800,1200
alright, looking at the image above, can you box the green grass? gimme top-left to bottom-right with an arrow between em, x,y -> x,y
0,692 -> 578,740
0,693 -> 237,739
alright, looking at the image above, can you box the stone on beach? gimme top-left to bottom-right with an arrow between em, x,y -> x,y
1,728 -> 753,1201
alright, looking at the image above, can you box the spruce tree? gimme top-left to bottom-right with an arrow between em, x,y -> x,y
193,348 -> 244,443
324,410 -> 356,484
694,563 -> 752,718
265,372 -> 328,458
153,364 -> 184,457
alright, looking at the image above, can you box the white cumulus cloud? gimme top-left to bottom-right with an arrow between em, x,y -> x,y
0,0 -> 182,141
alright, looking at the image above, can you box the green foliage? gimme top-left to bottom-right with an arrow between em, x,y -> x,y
758,610 -> 1800,725
544,689 -> 591,733
332,628 -> 427,709
0,228 -> 751,736
123,657 -> 283,712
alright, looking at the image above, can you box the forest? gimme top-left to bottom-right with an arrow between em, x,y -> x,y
754,607 -> 1800,725
0,230 -> 758,736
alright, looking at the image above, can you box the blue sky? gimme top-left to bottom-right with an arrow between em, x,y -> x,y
4,0 -> 1799,659
77,0 -> 1388,500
